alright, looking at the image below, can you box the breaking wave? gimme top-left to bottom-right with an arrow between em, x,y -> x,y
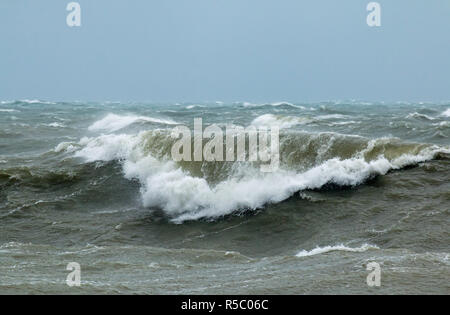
88,113 -> 177,133
0,109 -> 19,113
56,115 -> 450,223
43,122 -> 66,128
406,112 -> 436,121
185,105 -> 206,110
296,244 -> 379,257
242,102 -> 306,109
251,114 -> 313,129
5,99 -> 57,105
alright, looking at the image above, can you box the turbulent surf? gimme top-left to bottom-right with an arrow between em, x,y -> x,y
1,100 -> 449,294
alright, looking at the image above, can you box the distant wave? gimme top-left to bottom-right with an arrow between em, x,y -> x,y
43,122 -> 66,128
88,113 -> 177,133
251,114 -> 359,129
185,105 -> 206,110
317,114 -> 350,120
1,100 -> 55,105
327,121 -> 359,126
0,109 -> 20,113
406,112 -> 436,121
433,121 -> 450,129
20,99 -> 56,105
296,244 -> 379,258
251,114 -> 313,129
242,102 -> 306,109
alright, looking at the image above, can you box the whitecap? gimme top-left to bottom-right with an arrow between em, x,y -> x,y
251,114 -> 312,129
242,101 -> 305,109
317,114 -> 350,120
328,121 -> 359,126
0,109 -> 19,113
20,99 -> 56,105
296,244 -> 379,258
72,131 -> 449,223
54,142 -> 78,153
442,109 -> 450,117
186,105 -> 205,110
88,113 -> 177,133
44,122 -> 66,128
406,112 -> 436,121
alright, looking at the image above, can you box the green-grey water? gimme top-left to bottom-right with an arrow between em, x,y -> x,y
0,100 -> 449,294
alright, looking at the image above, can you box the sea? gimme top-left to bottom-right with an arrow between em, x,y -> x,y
0,100 -> 449,294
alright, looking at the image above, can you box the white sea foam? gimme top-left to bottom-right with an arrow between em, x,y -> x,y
54,142 -> 78,153
251,114 -> 312,129
1,99 -> 55,105
317,114 -> 350,120
20,99 -> 55,105
88,113 -> 177,133
185,105 -> 205,110
0,109 -> 19,113
270,101 -> 295,107
44,122 -> 66,128
72,130 -> 448,223
442,109 -> 450,117
296,244 -> 379,258
22,99 -> 41,104
328,121 -> 359,126
433,121 -> 450,129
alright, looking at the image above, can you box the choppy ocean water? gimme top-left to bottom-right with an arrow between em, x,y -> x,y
0,100 -> 449,294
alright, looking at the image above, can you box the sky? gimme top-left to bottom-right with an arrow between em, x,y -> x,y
1,0 -> 450,102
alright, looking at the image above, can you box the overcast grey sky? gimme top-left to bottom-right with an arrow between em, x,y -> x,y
1,0 -> 449,102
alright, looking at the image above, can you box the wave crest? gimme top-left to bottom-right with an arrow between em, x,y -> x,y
67,128 -> 449,222
442,109 -> 450,117
251,114 -> 313,129
296,244 -> 379,258
88,113 -> 177,133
